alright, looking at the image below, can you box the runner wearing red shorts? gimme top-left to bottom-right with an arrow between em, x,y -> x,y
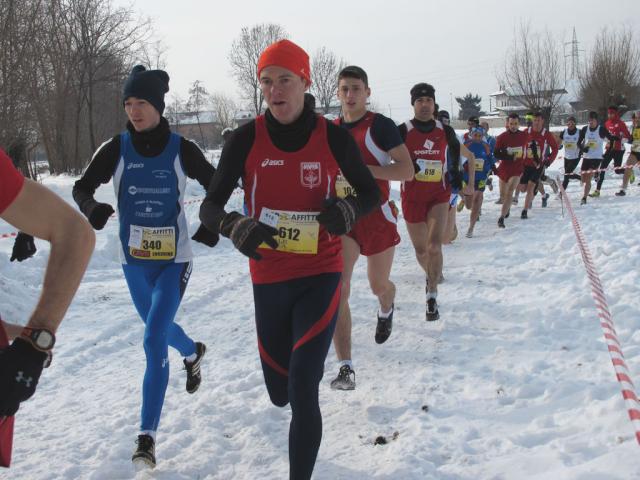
399,83 -> 471,321
329,66 -> 413,391
494,113 -> 527,227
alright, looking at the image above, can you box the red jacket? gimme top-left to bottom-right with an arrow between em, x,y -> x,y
604,116 -> 631,151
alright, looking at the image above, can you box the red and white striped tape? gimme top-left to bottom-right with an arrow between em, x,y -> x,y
0,197 -> 207,241
561,161 -> 638,176
558,180 -> 640,445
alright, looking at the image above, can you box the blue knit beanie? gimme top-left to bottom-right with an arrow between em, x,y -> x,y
122,65 -> 169,114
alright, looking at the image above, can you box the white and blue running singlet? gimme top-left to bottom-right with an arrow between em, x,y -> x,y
113,131 -> 192,265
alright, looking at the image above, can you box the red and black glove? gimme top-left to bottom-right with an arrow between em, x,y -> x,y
219,212 -> 278,260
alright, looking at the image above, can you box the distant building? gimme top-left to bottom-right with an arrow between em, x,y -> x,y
167,111 -> 221,149
488,81 -> 588,125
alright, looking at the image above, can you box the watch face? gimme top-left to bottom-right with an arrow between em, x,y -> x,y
34,330 -> 55,350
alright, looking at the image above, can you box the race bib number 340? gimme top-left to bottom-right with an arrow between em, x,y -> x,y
415,159 -> 443,182
128,225 -> 176,260
259,208 -> 320,254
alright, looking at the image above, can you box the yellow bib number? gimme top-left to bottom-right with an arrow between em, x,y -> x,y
475,159 -> 484,172
128,226 -> 176,260
587,140 -> 598,150
632,140 -> 640,153
335,174 -> 355,199
564,142 -> 576,150
259,208 -> 320,255
507,147 -> 523,159
415,159 -> 442,182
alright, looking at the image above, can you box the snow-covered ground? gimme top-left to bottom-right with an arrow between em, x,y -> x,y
1,158 -> 639,479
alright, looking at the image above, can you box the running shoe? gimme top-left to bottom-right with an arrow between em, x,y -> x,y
589,190 -> 600,198
132,434 -> 156,468
426,297 -> 440,321
498,216 -> 505,228
330,365 -> 356,390
520,209 -> 528,219
375,305 -> 394,344
184,342 -> 206,394
615,190 -> 626,196
581,197 -> 587,205
541,193 -> 549,208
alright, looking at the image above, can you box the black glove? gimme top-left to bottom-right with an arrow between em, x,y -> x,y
219,211 -> 278,260
582,146 -> 590,153
191,223 -> 219,247
0,338 -> 48,416
10,232 -> 36,262
316,195 -> 360,235
413,161 -> 420,174
449,169 -> 464,190
610,135 -> 620,142
504,153 -> 515,161
87,202 -> 114,230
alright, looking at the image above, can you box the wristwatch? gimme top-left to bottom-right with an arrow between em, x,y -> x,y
20,327 -> 56,352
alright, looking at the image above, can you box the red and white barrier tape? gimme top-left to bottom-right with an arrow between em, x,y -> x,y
559,181 -> 640,445
0,197 -> 207,241
560,160 -> 638,176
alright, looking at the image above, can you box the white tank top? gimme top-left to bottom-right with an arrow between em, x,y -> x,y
582,127 -> 605,160
562,129 -> 580,159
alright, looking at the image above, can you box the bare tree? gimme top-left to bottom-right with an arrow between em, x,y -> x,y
135,38 -> 168,70
186,80 -> 210,149
228,23 -> 288,116
498,21 -> 564,122
580,27 -> 640,116
310,46 -> 345,114
0,0 -> 43,178
210,92 -> 238,130
165,93 -> 185,127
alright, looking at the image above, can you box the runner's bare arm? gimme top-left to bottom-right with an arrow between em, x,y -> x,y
0,320 -> 23,340
460,143 -> 476,196
1,179 -> 95,333
368,143 -> 414,181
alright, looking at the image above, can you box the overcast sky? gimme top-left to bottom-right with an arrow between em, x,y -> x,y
115,0 -> 639,122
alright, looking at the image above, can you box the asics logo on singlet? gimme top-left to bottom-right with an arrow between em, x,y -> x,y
261,158 -> 285,167
127,162 -> 144,170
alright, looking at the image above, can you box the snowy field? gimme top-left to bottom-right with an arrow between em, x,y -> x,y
1,155 -> 639,479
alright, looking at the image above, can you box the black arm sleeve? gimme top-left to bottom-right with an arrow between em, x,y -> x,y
397,122 -> 408,142
444,125 -> 461,170
600,126 -> 616,141
577,127 -> 587,149
326,121 -> 380,215
72,135 -> 120,217
180,138 -> 216,189
199,122 -> 255,233
371,114 -> 403,151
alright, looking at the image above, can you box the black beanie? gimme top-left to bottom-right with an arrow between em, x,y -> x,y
122,65 -> 170,115
410,83 -> 435,105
